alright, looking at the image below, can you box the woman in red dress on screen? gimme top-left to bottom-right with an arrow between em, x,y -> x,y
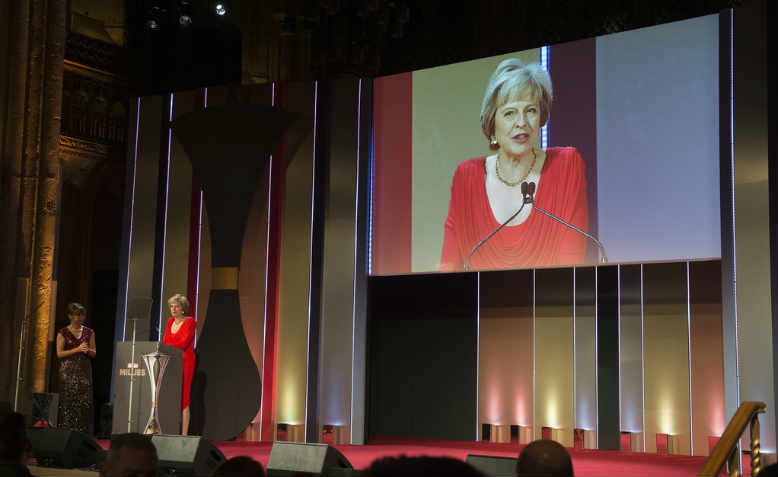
162,293 -> 196,435
440,58 -> 588,271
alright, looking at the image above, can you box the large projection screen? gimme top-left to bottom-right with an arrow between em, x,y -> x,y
371,14 -> 720,275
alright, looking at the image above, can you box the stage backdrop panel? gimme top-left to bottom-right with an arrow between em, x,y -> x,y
124,95 -> 165,340
276,81 -> 316,434
732,0 -> 775,454
478,270 -> 533,434
643,262 -> 691,455
619,265 -> 644,450
534,268 -> 574,446
368,273 -> 477,441
574,267 -> 597,434
317,78 -> 362,442
689,260 -> 725,456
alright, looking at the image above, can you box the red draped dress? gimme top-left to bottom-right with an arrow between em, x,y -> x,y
162,317 -> 196,410
440,147 -> 588,271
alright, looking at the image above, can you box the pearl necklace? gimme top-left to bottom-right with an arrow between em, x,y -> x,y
496,149 -> 537,187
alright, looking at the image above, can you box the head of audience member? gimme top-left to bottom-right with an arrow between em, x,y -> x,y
213,456 -> 265,476
516,439 -> 574,477
759,462 -> 778,477
365,455 -> 484,476
0,412 -> 31,467
100,433 -> 158,477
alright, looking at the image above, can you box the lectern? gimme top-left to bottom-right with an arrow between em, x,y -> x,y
112,342 -> 182,434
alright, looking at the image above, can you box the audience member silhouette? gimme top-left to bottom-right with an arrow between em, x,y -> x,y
759,462 -> 778,477
0,412 -> 32,477
213,455 -> 266,476
516,439 -> 574,477
100,432 -> 158,477
366,455 -> 484,476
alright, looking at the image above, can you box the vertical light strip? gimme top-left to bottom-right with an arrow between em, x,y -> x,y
540,46 -> 549,149
304,81 -> 320,442
728,11 -> 742,466
259,82 -> 276,441
532,268 -> 536,440
193,87 -> 208,348
350,79 -> 362,443
158,93 -> 174,339
595,266 -> 599,447
617,265 -> 622,433
686,261 -> 694,455
573,267 -> 577,430
367,126 -> 375,275
640,264 -> 646,451
193,188 -> 203,349
122,97 -> 142,340
728,7 -> 741,405
476,272 -> 481,441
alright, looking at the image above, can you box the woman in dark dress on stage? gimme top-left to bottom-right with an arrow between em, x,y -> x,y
162,294 -> 196,435
55,302 -> 96,434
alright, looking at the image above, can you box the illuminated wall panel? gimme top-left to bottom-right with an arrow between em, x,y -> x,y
643,262 -> 690,455
574,267 -> 597,432
534,268 -> 574,446
318,79 -> 361,436
732,0 -> 775,453
161,91 -> 196,322
236,84 -> 274,422
478,270 -> 533,431
276,82 -> 316,429
619,265 -> 644,448
125,95 -> 163,339
689,260 -> 725,456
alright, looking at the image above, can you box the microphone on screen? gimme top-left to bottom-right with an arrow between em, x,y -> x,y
464,181 -> 533,271
524,181 -> 608,264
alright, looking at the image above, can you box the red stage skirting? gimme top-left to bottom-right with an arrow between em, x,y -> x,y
212,438 -> 727,477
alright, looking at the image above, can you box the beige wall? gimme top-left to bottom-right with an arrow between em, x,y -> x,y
534,268 -> 574,446
643,263 -> 691,455
275,82 -> 315,429
411,49 -> 540,273
478,306 -> 533,429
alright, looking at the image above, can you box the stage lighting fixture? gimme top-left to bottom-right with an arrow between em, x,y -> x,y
178,0 -> 193,26
215,3 -> 227,16
146,19 -> 160,30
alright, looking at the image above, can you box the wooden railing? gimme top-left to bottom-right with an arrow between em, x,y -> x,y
699,401 -> 766,476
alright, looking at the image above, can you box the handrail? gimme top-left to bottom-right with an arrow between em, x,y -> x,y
698,401 -> 766,477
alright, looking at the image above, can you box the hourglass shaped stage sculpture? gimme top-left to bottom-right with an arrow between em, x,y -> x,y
172,103 -> 296,440
142,350 -> 171,434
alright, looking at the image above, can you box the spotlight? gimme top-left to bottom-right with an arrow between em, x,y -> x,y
178,0 -> 193,27
215,3 -> 227,16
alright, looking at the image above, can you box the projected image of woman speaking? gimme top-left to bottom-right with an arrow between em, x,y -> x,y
439,59 -> 589,271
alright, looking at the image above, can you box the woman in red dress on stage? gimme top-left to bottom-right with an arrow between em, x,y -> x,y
162,293 -> 196,435
440,58 -> 589,271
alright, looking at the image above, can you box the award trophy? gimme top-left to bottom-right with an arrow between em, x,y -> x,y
142,351 -> 171,434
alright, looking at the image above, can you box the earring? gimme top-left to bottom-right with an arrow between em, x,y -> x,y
490,138 -> 498,147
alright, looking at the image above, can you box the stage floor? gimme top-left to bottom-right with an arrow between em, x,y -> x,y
212,438 -> 721,476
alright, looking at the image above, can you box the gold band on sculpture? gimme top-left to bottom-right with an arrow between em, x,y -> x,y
212,267 -> 239,290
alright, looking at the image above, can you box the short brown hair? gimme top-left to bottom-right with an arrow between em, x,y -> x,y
66,302 -> 86,316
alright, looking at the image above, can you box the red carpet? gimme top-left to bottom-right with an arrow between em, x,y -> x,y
212,438 -> 721,476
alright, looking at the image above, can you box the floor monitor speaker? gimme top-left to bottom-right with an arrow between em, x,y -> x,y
266,441 -> 354,476
465,454 -> 518,477
28,428 -> 104,468
151,434 -> 226,476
